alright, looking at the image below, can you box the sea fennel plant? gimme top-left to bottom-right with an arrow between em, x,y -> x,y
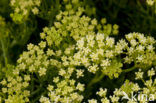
0,8 -> 155,102
0,0 -> 156,103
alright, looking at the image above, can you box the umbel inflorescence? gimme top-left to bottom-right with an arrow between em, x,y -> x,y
0,6 -> 156,103
10,0 -> 41,22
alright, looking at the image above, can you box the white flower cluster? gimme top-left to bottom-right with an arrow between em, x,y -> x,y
16,42 -> 52,77
0,74 -> 30,102
70,33 -> 123,78
88,68 -> 156,103
10,0 -> 41,22
40,7 -> 97,47
40,79 -> 84,103
124,33 -> 156,68
39,56 -> 85,103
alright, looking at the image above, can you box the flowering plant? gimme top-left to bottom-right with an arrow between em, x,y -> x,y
0,0 -> 155,103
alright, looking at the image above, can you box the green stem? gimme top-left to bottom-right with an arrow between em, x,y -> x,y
122,65 -> 137,73
32,90 -> 47,103
0,39 -> 8,66
30,84 -> 42,97
87,72 -> 105,89
85,72 -> 105,99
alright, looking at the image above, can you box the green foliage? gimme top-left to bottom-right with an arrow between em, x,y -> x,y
95,0 -> 156,38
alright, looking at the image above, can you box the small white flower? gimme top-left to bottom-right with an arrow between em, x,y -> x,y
96,33 -> 105,41
135,69 -> 143,80
77,37 -> 85,49
101,59 -> 110,67
96,88 -> 107,97
88,99 -> 97,103
76,69 -> 84,78
59,69 -> 66,76
137,45 -> 144,52
39,68 -> 46,76
76,83 -> 84,91
130,39 -> 137,47
136,55 -> 143,62
148,68 -> 155,77
106,37 -> 115,47
146,0 -> 155,6
147,45 -> 154,51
